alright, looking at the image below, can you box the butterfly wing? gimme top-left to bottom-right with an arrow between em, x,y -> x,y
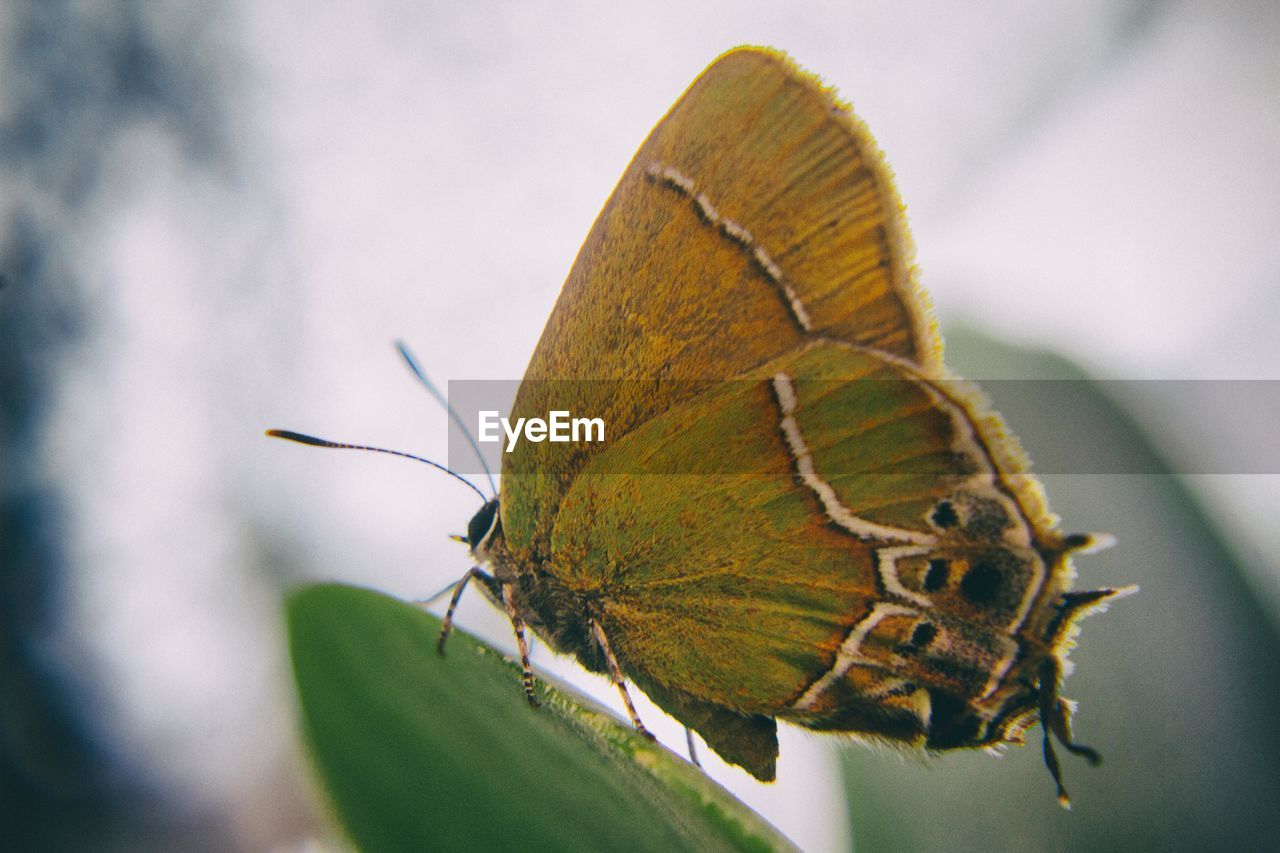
503,47 -> 937,560
487,47 -> 1123,797
548,340 -> 1079,778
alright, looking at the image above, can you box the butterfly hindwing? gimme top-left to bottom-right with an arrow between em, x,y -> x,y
545,340 -> 1070,775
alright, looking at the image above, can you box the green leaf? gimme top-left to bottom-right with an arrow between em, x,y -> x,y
286,583 -> 797,853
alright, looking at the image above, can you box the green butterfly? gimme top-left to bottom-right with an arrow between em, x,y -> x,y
282,45 -> 1133,808
460,45 -> 1135,807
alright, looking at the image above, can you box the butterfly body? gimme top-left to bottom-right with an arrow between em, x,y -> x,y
458,46 -> 1130,800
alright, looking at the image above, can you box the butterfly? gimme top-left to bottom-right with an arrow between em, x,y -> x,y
280,45 -> 1131,808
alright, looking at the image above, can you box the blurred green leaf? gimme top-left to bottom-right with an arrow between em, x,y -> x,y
840,328 -> 1280,852
287,583 -> 796,853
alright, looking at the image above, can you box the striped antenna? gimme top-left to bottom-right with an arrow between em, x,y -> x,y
265,429 -> 488,503
396,340 -> 498,497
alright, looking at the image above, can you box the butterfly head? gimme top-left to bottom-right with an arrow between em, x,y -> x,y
463,497 -> 502,564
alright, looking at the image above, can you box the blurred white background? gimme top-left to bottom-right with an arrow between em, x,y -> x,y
3,1 -> 1278,850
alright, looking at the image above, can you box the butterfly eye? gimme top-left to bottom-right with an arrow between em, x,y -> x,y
466,498 -> 501,553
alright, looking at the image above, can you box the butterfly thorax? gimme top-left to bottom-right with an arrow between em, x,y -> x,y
470,502 -> 609,675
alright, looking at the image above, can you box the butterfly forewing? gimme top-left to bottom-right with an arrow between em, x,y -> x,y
504,48 -> 936,561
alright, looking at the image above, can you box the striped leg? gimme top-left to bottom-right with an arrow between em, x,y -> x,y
1038,657 -> 1102,809
436,566 -> 487,656
501,583 -> 540,709
590,618 -> 652,739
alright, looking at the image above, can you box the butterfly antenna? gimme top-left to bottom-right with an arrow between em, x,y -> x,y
396,340 -> 498,497
265,429 -> 488,503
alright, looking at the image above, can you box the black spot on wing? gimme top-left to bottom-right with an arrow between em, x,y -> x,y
910,621 -> 937,648
961,560 -> 1003,604
930,500 -> 959,529
924,558 -> 950,592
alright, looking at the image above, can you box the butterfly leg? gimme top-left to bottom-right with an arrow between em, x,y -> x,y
414,576 -> 466,610
685,728 -> 702,768
436,566 -> 494,655
1041,657 -> 1102,765
1038,657 -> 1103,809
501,582 -> 541,709
590,618 -> 653,739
